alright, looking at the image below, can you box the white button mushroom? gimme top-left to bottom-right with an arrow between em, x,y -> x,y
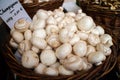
100,34 -> 113,47
59,28 -> 69,43
32,29 -> 46,39
75,12 -> 86,21
58,65 -> 74,75
82,58 -> 93,71
40,49 -> 57,66
31,36 -> 47,49
46,24 -> 59,36
9,38 -> 18,48
22,50 -> 39,68
86,45 -> 96,57
46,33 -> 61,48
31,46 -> 40,53
46,16 -> 57,25
30,19 -> 46,31
69,34 -> 80,45
51,62 -> 60,69
77,16 -> 95,32
36,9 -> 48,20
14,18 -> 30,32
96,44 -> 112,56
24,29 -> 32,40
88,33 -> 100,46
34,63 -> 47,74
65,22 -> 77,33
32,15 -> 37,22
88,51 -> 106,66
44,67 -> 58,76
76,31 -> 88,41
91,25 -> 105,35
53,7 -> 65,23
61,55 -> 83,71
55,43 -> 72,59
73,40 -> 87,57
18,40 -> 31,55
11,30 -> 24,43
65,12 -> 76,18
63,16 -> 75,24
45,45 -> 52,50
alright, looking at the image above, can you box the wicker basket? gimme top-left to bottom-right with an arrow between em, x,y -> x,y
76,0 -> 120,34
76,0 -> 120,51
77,0 -> 120,78
1,23 -> 118,80
19,0 -> 64,18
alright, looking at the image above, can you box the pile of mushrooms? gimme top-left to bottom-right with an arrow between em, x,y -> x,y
9,7 -> 113,76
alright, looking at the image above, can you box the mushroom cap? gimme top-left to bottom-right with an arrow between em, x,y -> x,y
88,33 -> 100,46
73,40 -> 87,57
58,65 -> 74,75
34,63 -> 46,74
12,30 -> 24,43
18,40 -> 31,55
40,49 -> 57,66
96,44 -> 112,56
44,67 -> 58,76
77,31 -> 88,40
24,30 -> 32,40
55,43 -> 72,59
32,29 -> 46,39
9,38 -> 18,48
86,45 -> 96,57
61,55 -> 83,71
46,33 -> 61,48
91,25 -> 105,35
36,9 -> 48,20
100,34 -> 113,47
46,24 -> 59,35
30,19 -> 46,31
31,36 -> 47,49
14,18 -> 29,32
88,51 -> 106,65
77,16 -> 95,32
21,50 -> 39,68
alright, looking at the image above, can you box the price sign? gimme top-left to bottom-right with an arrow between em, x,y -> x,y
0,0 -> 31,29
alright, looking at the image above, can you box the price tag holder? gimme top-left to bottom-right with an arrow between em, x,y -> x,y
0,0 -> 31,29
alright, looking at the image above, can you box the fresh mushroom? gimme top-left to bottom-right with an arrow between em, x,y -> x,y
11,30 -> 24,43
14,18 -> 30,32
21,50 -> 39,68
34,63 -> 47,74
88,51 -> 106,66
55,43 -> 72,59
73,40 -> 87,57
40,49 -> 57,66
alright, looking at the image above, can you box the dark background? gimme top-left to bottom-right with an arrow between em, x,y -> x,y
0,22 -> 15,80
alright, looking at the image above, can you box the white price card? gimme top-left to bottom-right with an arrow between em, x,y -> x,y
0,0 -> 31,29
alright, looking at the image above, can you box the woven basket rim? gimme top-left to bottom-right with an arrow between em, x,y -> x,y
20,0 -> 63,7
2,24 -> 118,80
20,0 -> 64,18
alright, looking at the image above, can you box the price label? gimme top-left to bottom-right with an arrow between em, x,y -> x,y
0,0 -> 31,29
